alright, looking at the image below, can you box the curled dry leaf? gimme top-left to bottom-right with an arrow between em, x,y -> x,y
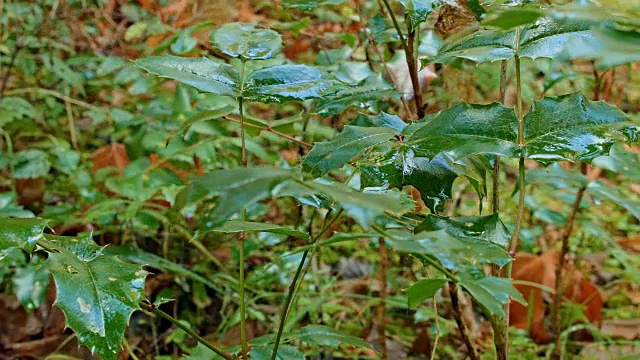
90,143 -> 130,175
509,250 -> 603,343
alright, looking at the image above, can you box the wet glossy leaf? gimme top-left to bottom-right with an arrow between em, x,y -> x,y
482,9 -> 543,30
212,23 -> 282,60
0,217 -> 46,258
407,278 -> 447,308
302,126 -> 398,177
588,181 -> 640,219
360,150 -> 458,213
206,220 -> 310,240
244,64 -> 338,103
42,235 -> 147,360
523,93 -> 631,162
349,112 -> 406,132
459,275 -> 526,318
135,56 -> 239,97
281,0 -> 347,12
386,230 -> 512,272
398,0 -> 441,27
13,258 -> 50,313
592,143 -> 640,180
314,75 -> 399,116
294,324 -> 372,348
432,18 -> 595,64
415,213 -> 510,247
13,149 -> 51,179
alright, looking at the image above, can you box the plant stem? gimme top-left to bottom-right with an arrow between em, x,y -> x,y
238,60 -> 249,358
1,129 -> 16,194
4,87 -> 101,111
270,209 -> 344,360
380,0 -> 423,118
449,281 -> 479,360
377,237 -> 388,360
140,302 -> 237,360
221,115 -> 312,148
551,158 -> 589,359
0,44 -> 21,99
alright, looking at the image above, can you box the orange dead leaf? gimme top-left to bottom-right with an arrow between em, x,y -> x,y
91,143 -> 130,175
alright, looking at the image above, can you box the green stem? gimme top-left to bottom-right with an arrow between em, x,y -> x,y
141,302 -> 237,360
270,209 -> 344,360
380,0 -> 409,54
1,129 -> 16,194
238,60 -> 249,358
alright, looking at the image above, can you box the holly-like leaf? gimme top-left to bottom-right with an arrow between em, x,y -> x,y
13,258 -> 50,313
386,230 -> 512,272
281,0 -> 347,12
407,278 -> 447,308
415,213 -> 511,247
459,275 -> 526,318
360,150 -> 458,213
134,56 -> 239,97
302,126 -> 398,177
349,112 -> 406,132
244,64 -> 338,103
0,217 -> 46,258
293,324 -> 372,348
314,75 -> 400,116
205,220 -> 310,240
409,93 -> 632,162
398,0 -> 441,28
13,149 -> 51,179
432,17 -> 595,64
212,23 -> 282,60
482,9 -> 544,30
42,235 -> 147,360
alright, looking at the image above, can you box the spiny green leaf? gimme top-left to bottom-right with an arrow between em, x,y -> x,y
0,217 -> 46,258
349,112 -> 406,132
459,275 -> 526,318
205,220 -> 310,240
398,0 -> 441,28
293,324 -> 372,348
302,126 -> 398,177
134,56 -> 239,97
43,235 -> 147,360
407,278 -> 447,308
244,64 -> 338,103
482,9 -> 544,30
314,75 -> 399,116
415,213 -> 511,247
212,23 -> 282,60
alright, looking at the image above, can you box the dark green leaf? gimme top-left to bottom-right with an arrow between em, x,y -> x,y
483,9 -> 544,30
205,220 -> 310,240
588,181 -> 640,219
0,217 -> 46,258
415,213 -> 510,247
349,112 -> 406,132
13,258 -> 50,313
314,75 -> 399,116
244,64 -> 338,103
407,278 -> 447,308
281,0 -> 347,12
13,149 -> 51,179
302,126 -> 398,177
459,275 -> 526,318
592,143 -> 640,180
42,236 -> 147,360
212,23 -> 282,60
398,0 -> 441,28
134,56 -> 239,97
562,26 -> 640,70
294,324 -> 372,348
251,345 -> 305,360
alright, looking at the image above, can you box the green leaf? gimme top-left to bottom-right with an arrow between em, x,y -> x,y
134,56 -> 239,97
13,149 -> 51,179
281,0 -> 347,11
432,18 -> 595,64
592,143 -> 640,180
13,258 -> 50,313
415,213 -> 510,247
0,217 -> 46,258
561,26 -> 640,70
302,126 -> 398,177
588,181 -> 640,219
349,112 -> 406,132
251,345 -> 305,360
180,104 -> 236,132
42,235 -> 147,360
482,9 -> 544,30
459,275 -> 526,318
523,93 -> 631,162
205,220 -> 310,240
244,64 -> 338,103
407,278 -> 447,308
294,324 -> 372,348
314,75 -> 399,116
409,93 -> 632,162
387,230 -> 512,272
398,0 -> 441,28
360,149 -> 458,213
212,23 -> 282,60
176,167 -> 293,229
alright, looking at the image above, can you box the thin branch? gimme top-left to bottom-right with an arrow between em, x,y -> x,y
4,87 -> 101,111
140,302 -> 237,360
449,281 -> 479,360
221,115 -> 312,148
377,237 -> 388,359
238,59 -> 249,358
0,44 -> 21,99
